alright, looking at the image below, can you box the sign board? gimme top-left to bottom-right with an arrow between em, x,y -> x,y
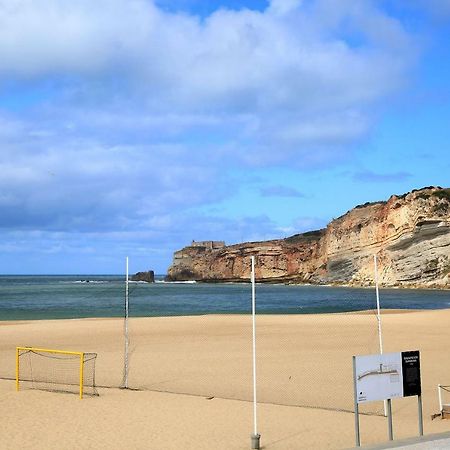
401,351 -> 421,397
355,351 -> 420,404
353,351 -> 423,446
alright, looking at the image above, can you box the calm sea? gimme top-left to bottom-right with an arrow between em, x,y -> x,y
0,275 -> 449,321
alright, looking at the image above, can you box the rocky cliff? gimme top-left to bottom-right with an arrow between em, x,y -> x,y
166,187 -> 450,288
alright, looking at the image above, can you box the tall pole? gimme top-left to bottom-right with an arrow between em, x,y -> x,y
374,254 -> 387,416
353,356 -> 361,447
250,256 -> 260,450
124,256 -> 129,389
374,254 -> 383,355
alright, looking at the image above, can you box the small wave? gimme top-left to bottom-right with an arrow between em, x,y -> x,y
157,280 -> 197,284
72,280 -> 109,284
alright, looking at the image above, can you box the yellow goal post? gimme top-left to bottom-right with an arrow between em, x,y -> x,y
16,347 -> 98,399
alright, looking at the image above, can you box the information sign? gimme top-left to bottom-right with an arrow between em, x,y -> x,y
353,350 -> 423,446
401,350 -> 421,397
355,352 -> 403,403
355,351 -> 421,404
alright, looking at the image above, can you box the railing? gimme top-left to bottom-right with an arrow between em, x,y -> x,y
438,384 -> 450,414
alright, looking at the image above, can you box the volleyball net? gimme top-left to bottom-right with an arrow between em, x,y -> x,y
119,311 -> 387,416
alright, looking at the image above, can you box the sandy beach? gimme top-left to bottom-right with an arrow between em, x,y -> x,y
1,309 -> 450,449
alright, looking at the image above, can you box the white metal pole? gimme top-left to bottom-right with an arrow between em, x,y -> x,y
353,356 -> 361,447
438,384 -> 443,414
250,256 -> 260,449
374,254 -> 387,416
374,254 -> 383,355
124,256 -> 129,388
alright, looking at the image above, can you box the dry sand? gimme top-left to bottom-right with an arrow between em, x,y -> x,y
1,309 -> 450,449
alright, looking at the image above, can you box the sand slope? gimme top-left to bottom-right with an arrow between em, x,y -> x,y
1,310 -> 450,449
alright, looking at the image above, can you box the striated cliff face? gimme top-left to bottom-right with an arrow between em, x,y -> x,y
167,187 -> 450,288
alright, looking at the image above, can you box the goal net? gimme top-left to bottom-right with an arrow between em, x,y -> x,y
439,384 -> 450,418
16,347 -> 98,398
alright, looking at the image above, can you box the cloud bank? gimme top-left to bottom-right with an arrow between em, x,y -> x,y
0,0 -> 423,271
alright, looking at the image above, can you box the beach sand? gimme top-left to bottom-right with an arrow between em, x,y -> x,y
1,309 -> 450,449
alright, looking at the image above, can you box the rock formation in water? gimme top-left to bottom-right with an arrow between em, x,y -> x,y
131,270 -> 155,283
166,187 -> 450,288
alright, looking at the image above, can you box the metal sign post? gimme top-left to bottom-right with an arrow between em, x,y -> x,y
387,398 -> 393,441
418,395 -> 424,436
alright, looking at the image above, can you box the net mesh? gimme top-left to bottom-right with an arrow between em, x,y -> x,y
441,385 -> 450,409
18,349 -> 98,396
122,312 -> 386,416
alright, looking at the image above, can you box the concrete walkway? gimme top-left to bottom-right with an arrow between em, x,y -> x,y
354,431 -> 450,449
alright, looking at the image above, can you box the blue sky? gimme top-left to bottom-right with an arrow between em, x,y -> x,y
0,0 -> 449,274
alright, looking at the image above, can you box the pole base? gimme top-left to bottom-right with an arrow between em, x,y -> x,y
251,433 -> 261,449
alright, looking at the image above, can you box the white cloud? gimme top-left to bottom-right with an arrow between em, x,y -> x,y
0,0 -> 425,271
0,0 -> 416,184
0,0 -> 415,116
0,121 -> 229,231
0,0 -> 155,76
269,0 -> 303,16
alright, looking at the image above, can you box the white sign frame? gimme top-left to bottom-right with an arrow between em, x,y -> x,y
355,352 -> 403,403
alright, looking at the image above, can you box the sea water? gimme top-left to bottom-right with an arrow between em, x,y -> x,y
0,275 -> 449,321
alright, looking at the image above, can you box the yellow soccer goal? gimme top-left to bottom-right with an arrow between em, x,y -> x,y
16,347 -> 98,399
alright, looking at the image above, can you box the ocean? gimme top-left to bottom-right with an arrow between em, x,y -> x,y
0,275 -> 449,321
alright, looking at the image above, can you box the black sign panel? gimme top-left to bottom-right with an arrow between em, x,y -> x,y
401,350 -> 421,397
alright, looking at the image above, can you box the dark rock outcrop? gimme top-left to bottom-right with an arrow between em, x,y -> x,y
131,270 -> 155,283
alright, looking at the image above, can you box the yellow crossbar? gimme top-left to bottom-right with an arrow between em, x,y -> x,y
16,346 -> 84,356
